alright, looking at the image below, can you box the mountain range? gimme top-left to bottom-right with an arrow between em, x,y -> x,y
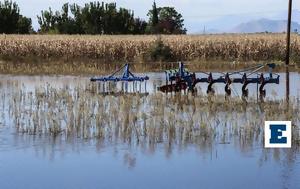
230,19 -> 300,33
189,9 -> 300,34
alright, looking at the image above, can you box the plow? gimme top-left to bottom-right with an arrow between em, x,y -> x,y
159,62 -> 279,97
91,62 -> 280,97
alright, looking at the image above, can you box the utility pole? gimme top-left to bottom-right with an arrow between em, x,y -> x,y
286,0 -> 293,65
286,0 -> 292,103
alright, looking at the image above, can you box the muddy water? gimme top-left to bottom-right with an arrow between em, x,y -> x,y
0,73 -> 299,189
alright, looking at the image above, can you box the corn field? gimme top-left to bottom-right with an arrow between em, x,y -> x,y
0,34 -> 299,63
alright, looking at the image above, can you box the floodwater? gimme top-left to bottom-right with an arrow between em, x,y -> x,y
0,72 -> 300,189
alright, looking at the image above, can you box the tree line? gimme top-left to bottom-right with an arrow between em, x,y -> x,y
0,0 -> 186,34
0,0 -> 32,34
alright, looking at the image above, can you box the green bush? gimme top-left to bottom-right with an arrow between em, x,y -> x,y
147,36 -> 173,61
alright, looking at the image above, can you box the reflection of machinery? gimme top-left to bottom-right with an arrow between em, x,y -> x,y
159,62 -> 280,97
90,64 -> 149,93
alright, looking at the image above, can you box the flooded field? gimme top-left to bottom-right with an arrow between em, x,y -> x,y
0,72 -> 300,189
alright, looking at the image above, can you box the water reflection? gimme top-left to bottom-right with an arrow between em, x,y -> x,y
1,75 -> 299,156
0,74 -> 300,189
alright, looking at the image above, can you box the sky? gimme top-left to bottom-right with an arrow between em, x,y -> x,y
13,0 -> 300,32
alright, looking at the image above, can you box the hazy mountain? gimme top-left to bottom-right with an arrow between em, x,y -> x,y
230,19 -> 300,33
191,9 -> 300,34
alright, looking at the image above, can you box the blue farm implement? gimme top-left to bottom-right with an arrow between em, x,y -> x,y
90,62 -> 280,98
90,64 -> 149,93
159,62 -> 280,97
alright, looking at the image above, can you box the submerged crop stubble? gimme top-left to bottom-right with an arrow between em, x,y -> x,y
3,81 -> 299,153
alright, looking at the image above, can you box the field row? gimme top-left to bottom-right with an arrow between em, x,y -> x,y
0,34 -> 299,63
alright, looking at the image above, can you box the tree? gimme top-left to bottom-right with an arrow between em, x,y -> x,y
37,1 -> 148,35
16,16 -> 32,34
147,2 -> 186,34
55,3 -> 78,34
132,18 -> 147,34
0,0 -> 32,34
37,8 -> 57,33
158,7 -> 186,34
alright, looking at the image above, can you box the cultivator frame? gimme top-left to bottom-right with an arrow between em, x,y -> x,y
159,62 -> 280,97
90,64 -> 149,93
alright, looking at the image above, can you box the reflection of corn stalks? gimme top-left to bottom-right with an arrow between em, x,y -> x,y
3,82 -> 300,154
